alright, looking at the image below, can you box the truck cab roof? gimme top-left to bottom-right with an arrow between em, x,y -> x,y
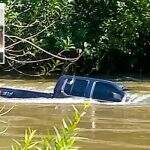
53,75 -> 125,102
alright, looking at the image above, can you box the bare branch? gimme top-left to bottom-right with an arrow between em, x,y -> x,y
5,35 -> 82,62
63,51 -> 84,73
7,60 -> 44,76
6,55 -> 53,63
8,19 -> 38,28
5,21 -> 55,49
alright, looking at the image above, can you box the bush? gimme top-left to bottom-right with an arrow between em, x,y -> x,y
71,0 -> 150,74
0,0 -> 150,75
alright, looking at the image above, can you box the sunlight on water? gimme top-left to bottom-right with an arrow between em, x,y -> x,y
0,94 -> 149,106
0,97 -> 89,104
0,92 -> 150,106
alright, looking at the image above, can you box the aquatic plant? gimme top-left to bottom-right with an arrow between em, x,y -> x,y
11,103 -> 90,150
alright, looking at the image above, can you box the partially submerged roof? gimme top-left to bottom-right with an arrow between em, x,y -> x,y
59,75 -> 123,91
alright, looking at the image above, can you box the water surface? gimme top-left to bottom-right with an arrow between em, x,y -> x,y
0,78 -> 150,150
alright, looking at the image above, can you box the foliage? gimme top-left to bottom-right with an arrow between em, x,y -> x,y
0,0 -> 150,75
11,103 -> 90,150
0,0 -> 76,76
71,0 -> 150,74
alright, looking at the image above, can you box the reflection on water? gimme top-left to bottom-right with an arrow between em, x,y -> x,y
0,78 -> 150,149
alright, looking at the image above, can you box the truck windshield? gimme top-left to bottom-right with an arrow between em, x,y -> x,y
64,78 -> 88,97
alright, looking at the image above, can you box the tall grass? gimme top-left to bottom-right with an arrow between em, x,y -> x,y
12,103 -> 90,150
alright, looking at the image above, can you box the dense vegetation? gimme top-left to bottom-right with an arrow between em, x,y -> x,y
0,0 -> 150,76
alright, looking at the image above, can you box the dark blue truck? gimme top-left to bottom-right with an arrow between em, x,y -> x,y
0,75 -> 127,102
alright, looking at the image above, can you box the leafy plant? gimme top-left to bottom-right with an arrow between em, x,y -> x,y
12,103 -> 90,150
12,129 -> 38,150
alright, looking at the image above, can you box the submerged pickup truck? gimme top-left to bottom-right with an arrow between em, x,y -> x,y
0,75 -> 128,102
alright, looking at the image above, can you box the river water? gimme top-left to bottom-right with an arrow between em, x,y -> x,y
0,78 -> 150,150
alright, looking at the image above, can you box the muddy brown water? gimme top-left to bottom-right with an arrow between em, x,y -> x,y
0,78 -> 150,150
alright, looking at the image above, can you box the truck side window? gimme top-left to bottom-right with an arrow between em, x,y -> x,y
70,79 -> 88,97
92,82 -> 114,100
64,79 -> 88,97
